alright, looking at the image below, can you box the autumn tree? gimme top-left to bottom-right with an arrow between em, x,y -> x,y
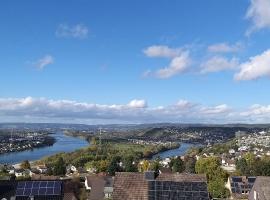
20,160 -> 31,169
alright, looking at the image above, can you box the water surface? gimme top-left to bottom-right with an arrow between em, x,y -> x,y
152,142 -> 197,159
0,132 -> 89,164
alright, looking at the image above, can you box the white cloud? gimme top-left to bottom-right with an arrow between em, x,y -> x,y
151,51 -> 190,79
208,43 -> 242,53
34,55 -> 54,70
143,45 -> 182,58
200,56 -> 238,74
234,49 -> 270,81
200,104 -> 230,115
2,97 -> 270,124
127,99 -> 147,108
246,0 -> 270,34
56,23 -> 89,39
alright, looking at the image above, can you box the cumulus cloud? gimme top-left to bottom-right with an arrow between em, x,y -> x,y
240,104 -> 270,122
127,99 -> 147,108
1,97 -> 270,124
144,51 -> 191,79
33,55 -> 54,70
246,0 -> 270,35
207,42 -> 242,53
143,45 -> 182,58
234,49 -> 270,80
200,56 -> 239,73
56,23 -> 89,39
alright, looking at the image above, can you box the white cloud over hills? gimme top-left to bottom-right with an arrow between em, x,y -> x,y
1,97 -> 270,124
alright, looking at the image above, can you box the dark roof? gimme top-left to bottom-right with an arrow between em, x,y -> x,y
86,175 -> 113,200
249,176 -> 270,200
112,172 -> 209,200
15,180 -> 63,200
230,176 -> 256,199
0,180 -> 17,200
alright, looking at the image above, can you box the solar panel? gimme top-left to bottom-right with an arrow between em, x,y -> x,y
232,177 -> 243,182
15,181 -> 62,197
17,182 -> 25,189
25,181 -> 33,188
54,187 -> 61,195
33,181 -> 40,187
248,177 -> 256,183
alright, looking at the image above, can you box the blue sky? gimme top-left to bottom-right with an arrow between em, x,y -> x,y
1,0 -> 270,124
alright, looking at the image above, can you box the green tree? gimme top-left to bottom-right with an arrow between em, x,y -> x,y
208,177 -> 230,198
123,156 -> 138,172
108,156 -> 122,175
184,156 -> 196,173
195,157 -> 223,180
236,158 -> 248,175
96,160 -> 109,173
20,160 -> 31,169
170,157 -> 185,173
150,160 -> 160,177
53,157 -> 66,176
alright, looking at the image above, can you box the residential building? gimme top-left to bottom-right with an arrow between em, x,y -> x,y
249,176 -> 270,200
226,176 -> 256,199
112,171 -> 209,200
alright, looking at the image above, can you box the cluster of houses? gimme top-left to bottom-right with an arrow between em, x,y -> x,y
0,132 -> 49,154
237,130 -> 270,149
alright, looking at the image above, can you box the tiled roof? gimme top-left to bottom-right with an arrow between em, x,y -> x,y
249,176 -> 270,200
112,172 -> 149,200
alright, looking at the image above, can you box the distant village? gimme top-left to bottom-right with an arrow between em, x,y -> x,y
0,131 -> 55,154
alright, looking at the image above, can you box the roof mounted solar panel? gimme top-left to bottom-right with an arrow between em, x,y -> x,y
15,181 -> 62,197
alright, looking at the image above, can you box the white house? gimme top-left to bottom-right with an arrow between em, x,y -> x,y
15,169 -> 26,177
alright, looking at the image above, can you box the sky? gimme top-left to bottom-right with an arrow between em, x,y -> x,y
1,0 -> 270,124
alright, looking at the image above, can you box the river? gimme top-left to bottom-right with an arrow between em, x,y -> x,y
0,132 -> 89,164
152,142 -> 197,159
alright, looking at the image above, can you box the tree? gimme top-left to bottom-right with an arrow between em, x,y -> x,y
150,160 -> 160,177
208,177 -> 230,198
20,160 -> 31,169
170,157 -> 185,173
139,160 -> 150,172
108,156 -> 122,175
236,158 -> 248,175
53,157 -> 66,176
195,157 -> 229,199
123,156 -> 138,172
96,160 -> 109,173
184,156 -> 196,173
